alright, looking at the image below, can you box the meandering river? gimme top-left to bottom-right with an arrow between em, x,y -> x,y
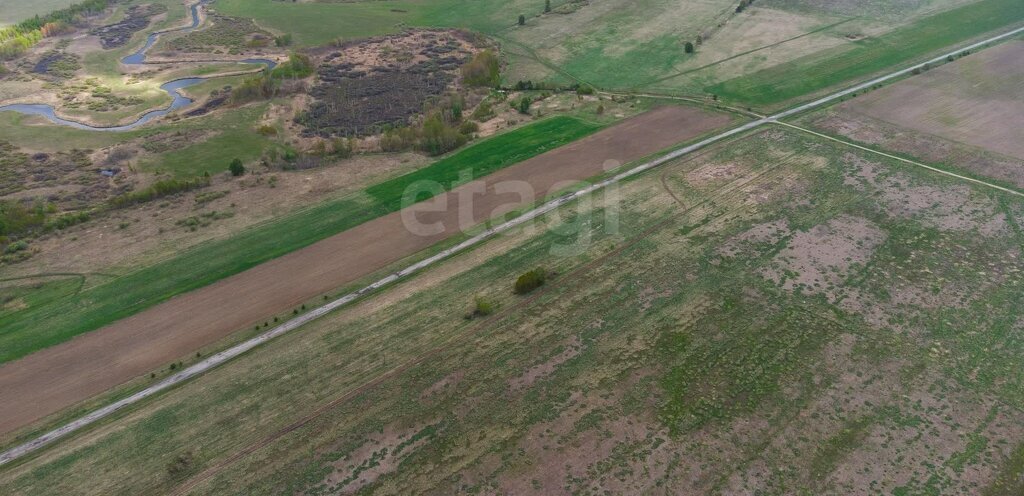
0,0 -> 275,131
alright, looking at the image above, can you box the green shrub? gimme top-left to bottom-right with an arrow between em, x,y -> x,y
514,267 -> 546,294
474,296 -> 495,316
229,158 -> 245,176
109,177 -> 211,208
461,50 -> 500,87
271,52 -> 314,79
517,96 -> 531,114
576,85 -> 595,95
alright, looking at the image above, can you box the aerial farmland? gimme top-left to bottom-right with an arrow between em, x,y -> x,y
0,0 -> 1023,494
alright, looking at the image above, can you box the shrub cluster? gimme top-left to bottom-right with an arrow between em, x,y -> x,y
513,267 -> 547,294
108,176 -> 211,209
461,50 -> 500,87
380,94 -> 478,156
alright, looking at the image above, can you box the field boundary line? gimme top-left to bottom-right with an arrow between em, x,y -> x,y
638,17 -> 859,88
3,21 -> 1023,469
774,121 -> 1024,198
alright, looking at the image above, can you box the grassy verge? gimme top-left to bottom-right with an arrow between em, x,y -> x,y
0,115 -> 604,364
705,0 -> 1024,108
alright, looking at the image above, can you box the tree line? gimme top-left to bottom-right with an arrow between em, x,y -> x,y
0,0 -> 111,59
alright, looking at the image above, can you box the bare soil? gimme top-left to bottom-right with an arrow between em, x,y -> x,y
0,105 -> 732,435
840,40 -> 1024,160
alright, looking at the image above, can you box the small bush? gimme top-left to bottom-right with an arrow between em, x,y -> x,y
596,104 -> 604,115
229,158 -> 245,176
514,267 -> 546,294
518,14 -> 526,25
474,296 -> 495,317
684,41 -> 694,54
576,85 -> 595,95
517,96 -> 531,114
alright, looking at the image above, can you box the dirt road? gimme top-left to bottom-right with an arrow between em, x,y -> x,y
0,106 -> 730,437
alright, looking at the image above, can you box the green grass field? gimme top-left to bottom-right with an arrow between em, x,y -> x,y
142,103 -> 272,178
6,126 -> 1024,494
214,0 -> 736,88
0,115 -> 604,364
367,116 -> 603,207
705,0 -> 1024,108
0,0 -> 76,26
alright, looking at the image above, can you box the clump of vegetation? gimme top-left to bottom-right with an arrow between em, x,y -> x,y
517,96 -> 532,114
461,50 -> 500,87
513,267 -> 547,294
34,49 -> 80,79
194,190 -> 228,205
228,158 -> 246,177
166,451 -> 194,479
274,34 -> 293,47
470,100 -> 495,121
271,52 -> 315,79
231,54 -> 313,104
177,210 -> 234,231
109,176 -> 211,209
165,14 -> 269,54
0,0 -> 111,59
469,296 -> 496,318
684,41 -> 695,54
0,200 -> 45,245
379,93 -> 477,156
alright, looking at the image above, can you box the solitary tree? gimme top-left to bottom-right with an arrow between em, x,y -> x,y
545,0 -> 551,13
518,14 -> 526,25
684,41 -> 694,54
228,158 -> 245,176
